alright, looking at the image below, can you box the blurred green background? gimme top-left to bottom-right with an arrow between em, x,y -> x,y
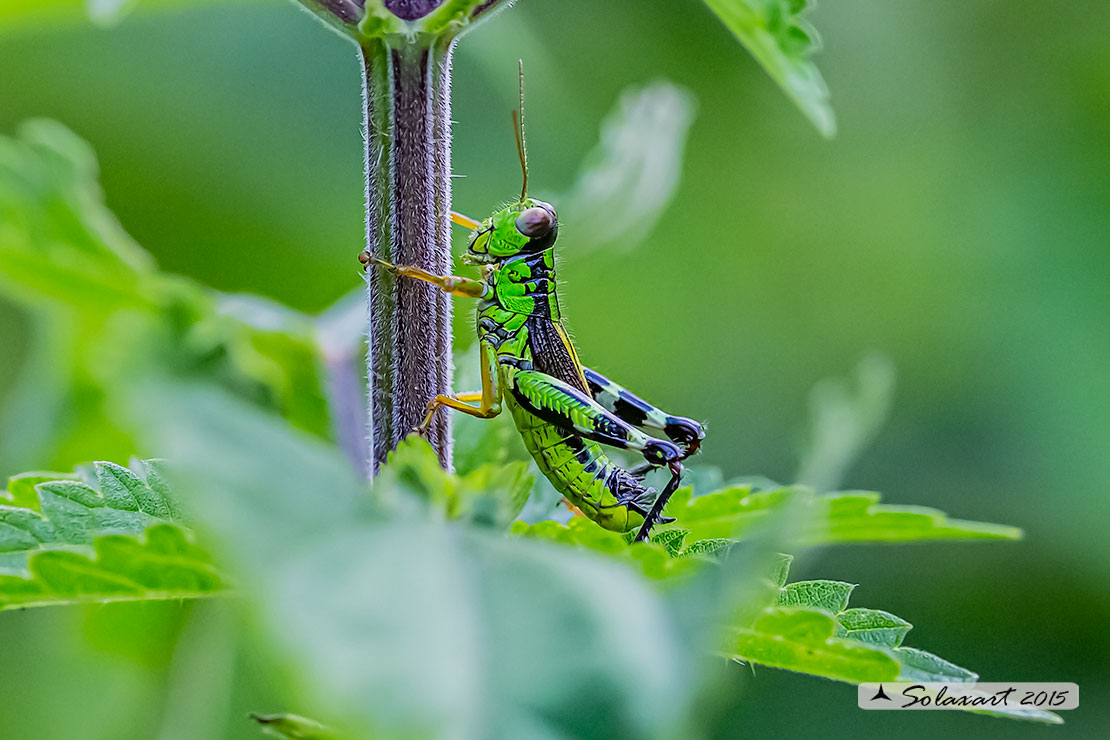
1,0 -> 1108,737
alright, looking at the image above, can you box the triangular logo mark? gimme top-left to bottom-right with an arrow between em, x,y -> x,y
870,684 -> 892,701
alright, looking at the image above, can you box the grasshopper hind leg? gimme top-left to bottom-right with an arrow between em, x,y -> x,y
632,462 -> 684,543
597,467 -> 676,533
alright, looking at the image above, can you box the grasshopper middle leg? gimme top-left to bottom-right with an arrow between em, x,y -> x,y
417,341 -> 503,433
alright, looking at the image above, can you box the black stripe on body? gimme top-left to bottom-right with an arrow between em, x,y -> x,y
510,380 -> 632,448
477,316 -> 514,342
526,318 -> 588,392
613,394 -> 650,426
514,404 -> 652,527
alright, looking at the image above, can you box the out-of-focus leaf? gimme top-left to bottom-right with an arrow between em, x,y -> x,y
0,315 -> 75,476
702,0 -> 835,136
796,354 -> 896,491
660,485 -> 1022,545
126,383 -> 695,740
558,81 -> 696,254
0,0 -> 255,28
251,713 -> 348,740
0,121 -> 335,453
155,602 -> 238,740
87,0 -> 138,24
0,119 -> 155,310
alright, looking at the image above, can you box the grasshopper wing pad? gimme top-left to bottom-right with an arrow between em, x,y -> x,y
526,317 -> 589,392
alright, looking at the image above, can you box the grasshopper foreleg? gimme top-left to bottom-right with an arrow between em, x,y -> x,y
360,252 -> 487,299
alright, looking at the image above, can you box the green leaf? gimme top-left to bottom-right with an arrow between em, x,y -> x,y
376,436 -> 534,530
0,523 -> 226,610
894,646 -> 977,683
807,491 -> 1023,543
661,485 -> 1022,545
0,460 -> 180,572
455,461 -> 533,529
778,579 -> 855,613
680,537 -> 734,559
0,460 -> 226,610
1,470 -> 78,511
651,528 -> 689,557
769,552 -> 793,587
702,0 -> 835,136
723,606 -> 902,683
835,607 -> 912,648
736,560 -> 1061,724
512,517 -> 704,580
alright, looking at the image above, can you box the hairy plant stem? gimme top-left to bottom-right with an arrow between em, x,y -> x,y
360,35 -> 456,473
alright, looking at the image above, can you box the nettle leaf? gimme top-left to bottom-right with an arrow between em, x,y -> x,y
0,460 -> 179,572
128,383 -> 695,740
660,485 -> 1022,545
835,607 -> 911,647
512,518 -> 698,581
378,436 -> 533,530
0,460 -> 226,610
778,579 -> 855,613
727,568 -> 1063,723
512,515 -> 749,581
702,0 -> 835,136
895,646 -> 977,683
725,606 -> 902,683
651,528 -> 689,557
0,524 -> 225,610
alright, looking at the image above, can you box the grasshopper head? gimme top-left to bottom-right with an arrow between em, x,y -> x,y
461,198 -> 558,265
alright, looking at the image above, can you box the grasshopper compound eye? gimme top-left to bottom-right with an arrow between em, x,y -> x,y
515,206 -> 554,238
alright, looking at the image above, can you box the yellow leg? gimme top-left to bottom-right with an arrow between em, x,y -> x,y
416,343 -> 503,433
450,211 -> 481,229
560,499 -> 586,518
360,253 -> 486,298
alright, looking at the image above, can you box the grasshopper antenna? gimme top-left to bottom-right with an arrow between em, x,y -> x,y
513,59 -> 529,203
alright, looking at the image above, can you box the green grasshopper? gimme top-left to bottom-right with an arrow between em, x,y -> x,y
360,66 -> 704,542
